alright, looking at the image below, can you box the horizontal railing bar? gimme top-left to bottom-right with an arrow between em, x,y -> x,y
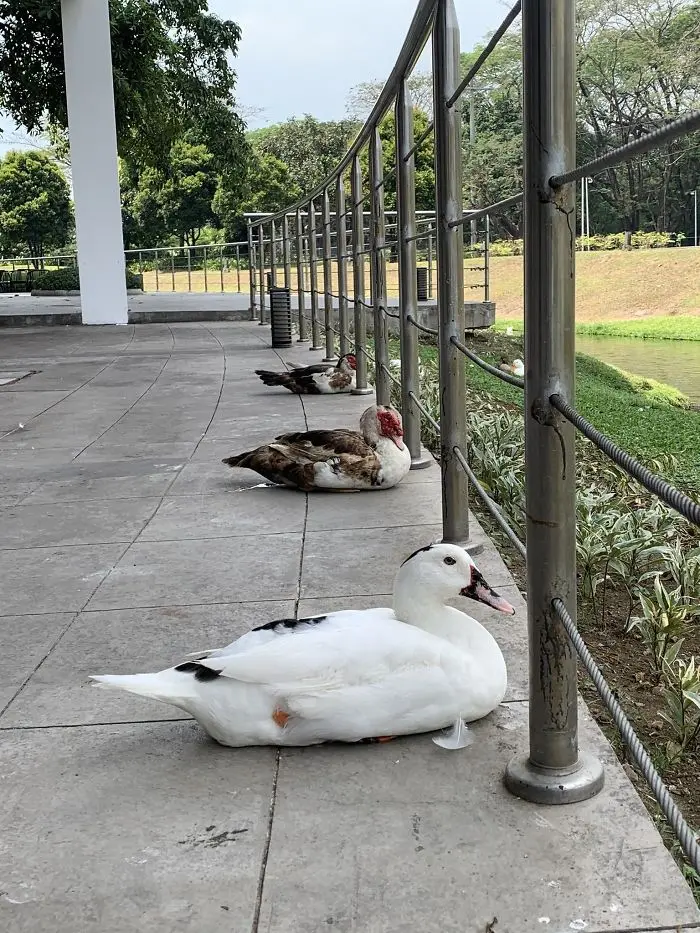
453,446 -> 526,558
447,0 -> 522,108
448,192 -> 524,228
356,345 -> 376,364
553,598 -> 700,876
450,335 -> 524,388
404,121 -> 435,162
382,306 -> 402,319
551,394 -> 700,526
405,227 -> 437,243
550,110 -> 700,187
408,390 -> 441,433
406,314 -> 438,336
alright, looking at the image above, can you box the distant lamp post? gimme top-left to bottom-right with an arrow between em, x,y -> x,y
693,189 -> 698,247
580,176 -> 593,250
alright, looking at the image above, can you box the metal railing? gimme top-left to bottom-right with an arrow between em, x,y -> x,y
247,0 -> 700,877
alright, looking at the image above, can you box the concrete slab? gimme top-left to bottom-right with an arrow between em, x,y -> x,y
258,702 -> 700,933
85,533 -> 302,610
0,723 -> 275,933
0,320 -> 696,933
0,497 -> 160,549
1,601 -> 294,726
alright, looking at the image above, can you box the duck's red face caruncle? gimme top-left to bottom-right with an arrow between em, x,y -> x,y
377,409 -> 404,449
345,354 -> 357,371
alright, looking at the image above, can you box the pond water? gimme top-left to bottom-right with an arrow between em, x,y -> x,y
575,334 -> 700,405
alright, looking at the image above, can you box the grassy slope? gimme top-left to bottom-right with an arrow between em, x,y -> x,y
411,331 -> 700,490
487,248 -> 700,324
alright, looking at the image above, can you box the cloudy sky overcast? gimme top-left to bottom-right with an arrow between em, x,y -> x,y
0,0 -> 510,148
217,0 -> 510,126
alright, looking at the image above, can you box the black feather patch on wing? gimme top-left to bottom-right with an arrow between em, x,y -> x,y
174,661 -> 221,681
252,615 -> 328,633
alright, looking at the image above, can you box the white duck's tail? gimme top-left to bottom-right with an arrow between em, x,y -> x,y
90,670 -> 199,704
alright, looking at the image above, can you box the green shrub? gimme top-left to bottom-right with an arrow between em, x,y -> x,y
488,230 -> 685,256
33,268 -> 143,291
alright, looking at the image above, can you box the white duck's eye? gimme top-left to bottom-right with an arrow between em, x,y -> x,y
443,556 -> 457,566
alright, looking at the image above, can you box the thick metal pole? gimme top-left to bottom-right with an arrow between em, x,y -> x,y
308,200 -> 323,351
257,223 -> 266,325
433,0 -> 471,545
351,156 -> 372,394
247,222 -> 257,320
397,81 -> 433,470
505,0 -> 604,804
369,127 -> 390,406
282,216 -> 292,289
270,220 -> 278,287
427,230 -> 433,297
336,178 -> 350,355
295,209 -> 308,341
322,190 -> 336,361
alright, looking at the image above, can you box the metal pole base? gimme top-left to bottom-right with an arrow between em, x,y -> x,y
309,345 -> 325,352
322,356 -> 337,363
410,450 -> 434,471
352,387 -> 374,396
504,751 -> 604,805
439,537 -> 484,556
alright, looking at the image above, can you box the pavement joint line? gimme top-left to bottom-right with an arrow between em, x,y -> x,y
0,717 -> 194,731
0,539 -> 133,719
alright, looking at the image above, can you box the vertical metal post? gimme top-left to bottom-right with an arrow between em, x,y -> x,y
170,249 -> 175,291
322,189 -> 336,361
433,0 -> 470,545
336,178 -> 350,355
469,88 -> 477,250
219,244 -> 224,292
295,209 -> 308,341
397,80 -> 432,470
694,189 -> 698,247
257,223 -> 266,324
369,127 -> 390,407
247,222 -> 256,320
186,246 -> 192,293
484,214 -> 490,301
236,244 -> 241,293
351,156 -> 372,395
427,230 -> 433,297
203,245 -> 208,292
155,249 -> 160,291
270,220 -> 278,287
138,250 -> 143,281
282,216 -> 292,289
308,200 -> 323,350
504,0 -> 604,805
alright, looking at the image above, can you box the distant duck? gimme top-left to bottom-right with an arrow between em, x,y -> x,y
499,358 -> 524,378
254,353 -> 357,394
222,405 -> 411,492
90,543 -> 514,749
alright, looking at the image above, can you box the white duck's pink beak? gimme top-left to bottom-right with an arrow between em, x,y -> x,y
460,570 -> 515,615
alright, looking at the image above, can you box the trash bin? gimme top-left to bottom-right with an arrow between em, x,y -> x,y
416,267 -> 428,301
269,287 -> 292,348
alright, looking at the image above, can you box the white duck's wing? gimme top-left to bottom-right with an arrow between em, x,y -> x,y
197,609 -> 465,738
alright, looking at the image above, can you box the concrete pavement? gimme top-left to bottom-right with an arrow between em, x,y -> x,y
0,321 -> 697,932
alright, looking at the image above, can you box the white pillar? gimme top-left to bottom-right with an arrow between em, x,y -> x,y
60,0 -> 128,325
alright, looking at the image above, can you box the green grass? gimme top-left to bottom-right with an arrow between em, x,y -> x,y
493,317 -> 700,342
406,331 -> 700,490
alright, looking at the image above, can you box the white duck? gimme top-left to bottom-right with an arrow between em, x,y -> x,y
499,358 -> 524,378
91,544 -> 514,748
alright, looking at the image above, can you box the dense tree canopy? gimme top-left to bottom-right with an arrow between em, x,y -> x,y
0,0 -> 247,175
0,150 -> 73,258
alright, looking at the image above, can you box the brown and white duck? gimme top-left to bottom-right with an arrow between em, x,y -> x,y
222,405 -> 411,491
254,353 -> 357,394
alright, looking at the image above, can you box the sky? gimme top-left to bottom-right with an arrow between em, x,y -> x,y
0,0 -> 510,149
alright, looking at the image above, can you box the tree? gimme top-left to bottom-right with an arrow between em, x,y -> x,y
250,116 -> 359,197
213,150 -> 302,243
0,150 -> 73,260
0,0 -> 247,175
359,109 -> 436,211
120,136 -> 221,248
346,72 -> 434,121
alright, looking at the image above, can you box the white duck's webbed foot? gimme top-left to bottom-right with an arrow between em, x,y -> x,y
432,718 -> 473,750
